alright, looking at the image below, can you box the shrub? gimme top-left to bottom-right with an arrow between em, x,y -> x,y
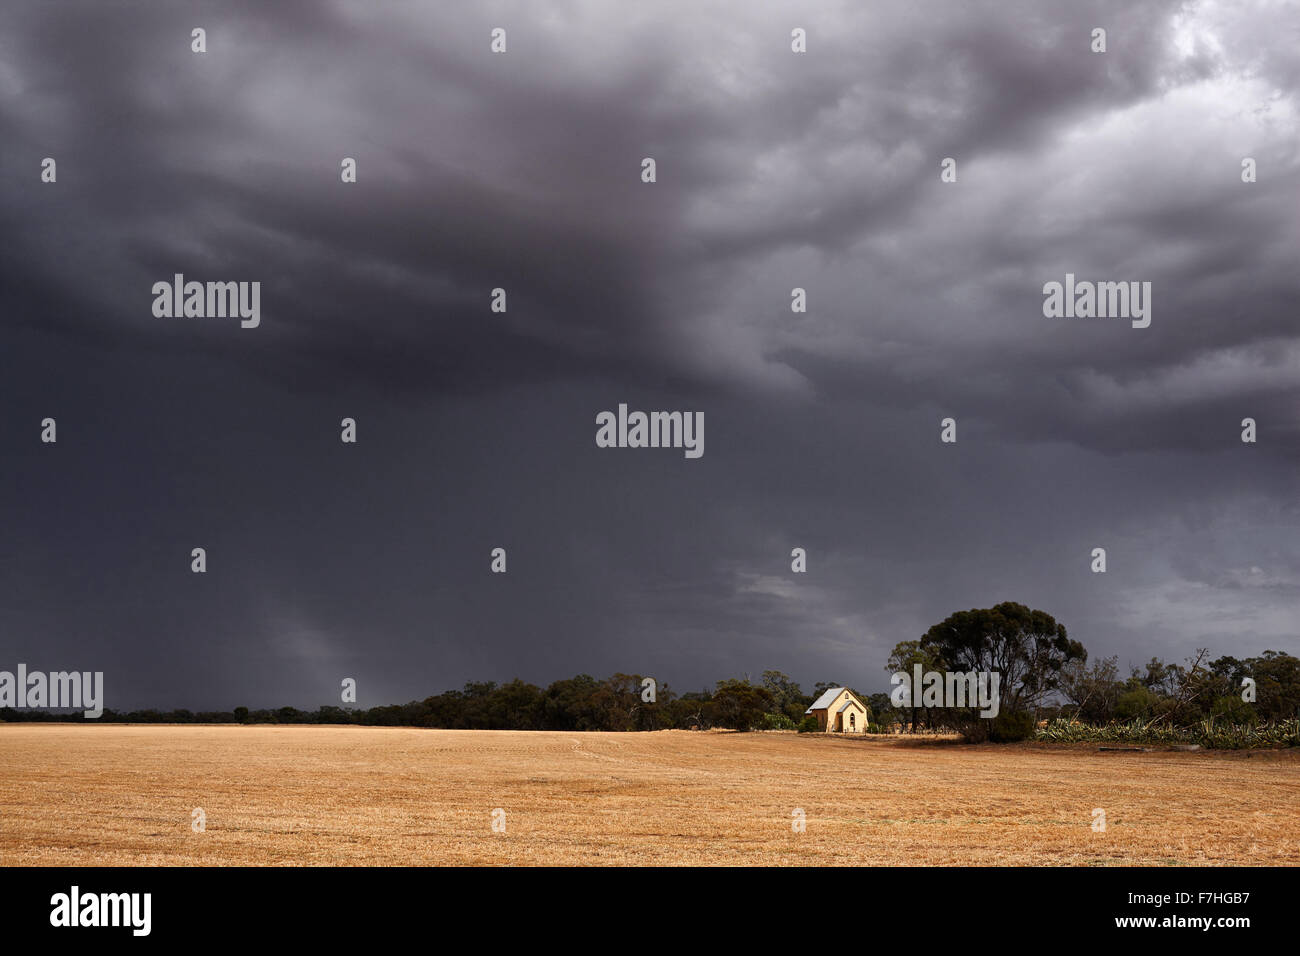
1209,695 -> 1257,724
1114,686 -> 1159,720
709,680 -> 776,731
796,715 -> 820,733
989,710 -> 1036,742
1034,717 -> 1299,748
761,712 -> 797,730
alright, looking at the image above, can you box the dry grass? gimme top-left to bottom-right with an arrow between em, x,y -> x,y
1,724 -> 1296,866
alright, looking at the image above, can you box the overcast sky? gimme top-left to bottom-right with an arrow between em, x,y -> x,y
1,0 -> 1297,711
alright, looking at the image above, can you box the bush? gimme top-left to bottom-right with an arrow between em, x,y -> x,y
709,680 -> 776,731
1114,686 -> 1159,720
761,712 -> 797,730
989,710 -> 1036,742
796,715 -> 820,733
1034,717 -> 1299,749
1210,695 -> 1257,724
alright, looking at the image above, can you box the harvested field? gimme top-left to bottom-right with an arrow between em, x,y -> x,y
1,724 -> 1295,866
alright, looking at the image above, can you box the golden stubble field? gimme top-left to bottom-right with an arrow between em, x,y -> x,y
1,724 -> 1296,866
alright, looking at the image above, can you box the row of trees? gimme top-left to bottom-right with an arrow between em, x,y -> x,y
6,602 -> 1296,738
883,602 -> 1300,738
1056,649 -> 1300,725
0,670 -> 840,732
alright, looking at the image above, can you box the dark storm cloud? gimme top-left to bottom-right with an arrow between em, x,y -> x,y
1,0 -> 1297,709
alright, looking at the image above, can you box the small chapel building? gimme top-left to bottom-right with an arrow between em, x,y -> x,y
805,687 -> 869,733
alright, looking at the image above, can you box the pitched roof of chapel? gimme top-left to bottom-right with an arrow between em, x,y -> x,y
806,686 -> 865,714
805,687 -> 845,713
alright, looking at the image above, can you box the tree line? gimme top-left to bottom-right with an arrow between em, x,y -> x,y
0,671 -> 832,732
882,602 -> 1299,740
5,601 -> 1297,739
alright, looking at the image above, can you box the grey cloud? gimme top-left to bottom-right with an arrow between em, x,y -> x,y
1,0 -> 1297,709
